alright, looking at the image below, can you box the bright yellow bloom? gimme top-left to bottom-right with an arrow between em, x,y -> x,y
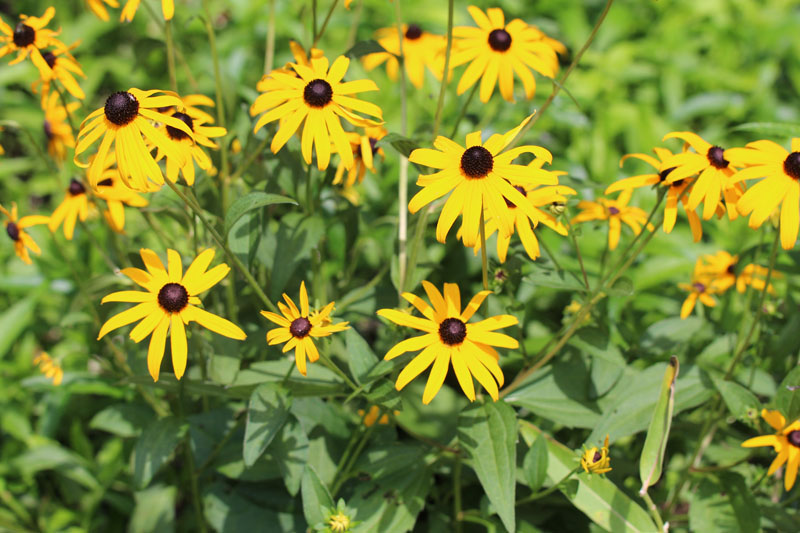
581,435 -> 612,475
155,111 -> 226,186
120,0 -> 173,21
377,281 -> 518,404
328,512 -> 351,532
87,0 -> 120,21
0,202 -> 49,264
571,190 -> 652,251
408,115 -> 557,247
0,7 -> 67,78
251,54 -> 382,170
49,179 -> 92,240
450,6 -> 563,103
727,139 -> 800,250
33,352 -> 63,385
261,281 -> 349,376
43,91 -> 79,162
267,41 -> 324,79
362,24 -> 446,88
358,405 -> 392,427
98,249 -> 246,382
742,409 -> 800,491
156,93 -> 217,125
333,125 -> 387,188
75,88 -> 193,192
92,156 -> 149,232
32,45 -> 85,104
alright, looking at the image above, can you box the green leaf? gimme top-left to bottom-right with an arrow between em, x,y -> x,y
720,472 -> 761,533
353,443 -> 427,480
458,400 -> 517,533
133,417 -> 186,489
641,317 -> 703,353
712,377 -> 760,421
730,121 -> 800,138
224,191 -> 297,234
268,214 -> 326,299
272,418 -> 309,496
639,356 -> 678,492
374,132 -> 419,158
522,434 -> 549,492
129,485 -> 176,533
348,463 -> 433,532
776,366 -> 800,422
689,476 -> 759,533
523,268 -> 589,292
345,328 -> 378,385
301,465 -> 333,528
344,39 -> 387,58
90,403 -> 153,438
243,383 -> 292,467
0,296 -> 36,359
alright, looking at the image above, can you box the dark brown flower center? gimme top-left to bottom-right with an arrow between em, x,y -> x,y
706,146 -> 729,169
438,317 -> 466,345
658,167 -> 676,183
166,112 -> 194,140
460,146 -> 493,178
369,137 -> 378,155
104,91 -> 139,126
290,317 -> 312,338
671,178 -> 685,188
608,206 -> 620,215
693,282 -> 706,293
788,430 -> 800,448
97,178 -> 114,187
42,51 -> 56,69
43,120 -> 53,140
592,451 -> 602,462
405,24 -> 422,40
6,222 -> 20,241
303,79 -> 333,108
726,263 -> 736,275
68,178 -> 85,196
783,152 -> 800,180
504,185 -> 527,208
488,29 -> 512,52
13,23 -> 35,47
157,282 -> 189,313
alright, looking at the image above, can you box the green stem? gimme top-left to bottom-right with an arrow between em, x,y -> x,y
183,437 -> 207,533
640,490 -> 665,532
306,163 -> 315,215
165,20 -> 178,92
52,82 -> 78,138
345,0 -> 363,49
432,0 -> 454,139
453,456 -> 463,533
393,0 -> 409,298
312,0 -> 339,48
331,416 -> 380,497
449,83 -> 478,139
565,216 -> 589,290
479,210 -> 489,290
318,348 -> 358,391
311,0 -> 318,44
516,466 -> 581,504
403,203 -> 435,292
77,219 -> 117,272
229,136 -> 269,183
264,0 -> 276,74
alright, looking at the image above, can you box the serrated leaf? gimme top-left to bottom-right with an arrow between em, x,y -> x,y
301,464 -> 333,528
523,434 -> 548,492
133,417 -> 186,489
243,383 -> 292,467
345,328 -> 378,385
224,191 -> 297,234
639,356 -> 678,493
344,39 -> 387,58
776,366 -> 800,422
458,400 -> 516,533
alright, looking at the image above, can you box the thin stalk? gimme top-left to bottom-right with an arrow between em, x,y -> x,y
479,210 -> 489,290
640,491 -> 665,532
331,417 -> 380,497
306,163 -> 315,215
165,20 -> 178,92
403,202 -> 435,292
516,466 -> 581,504
432,0 -> 455,139
453,456 -> 463,533
53,82 -> 78,137
183,437 -> 207,533
565,216 -> 589,289
318,348 -> 358,391
312,0 -> 339,48
538,237 -> 564,272
393,0 -> 409,298
345,0 -> 363,49
19,125 -> 57,173
449,83 -> 478,139
311,0 -> 318,43
229,137 -> 269,183
264,0 -> 276,74
77,219 -> 117,272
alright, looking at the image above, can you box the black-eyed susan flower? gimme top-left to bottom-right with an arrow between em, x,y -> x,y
74,88 -> 193,192
742,409 -> 800,491
333,125 -> 388,188
408,115 -> 557,247
581,435 -> 611,475
377,281 -> 518,404
678,264 -> 721,319
606,147 -> 677,195
0,7 -> 67,78
695,250 -> 779,295
737,263 -> 779,294
120,0 -> 173,22
250,55 -> 382,170
98,248 -> 246,381
571,190 -> 653,251
362,24 -> 446,88
33,352 -> 63,385
92,156 -> 149,232
261,281 -> 349,376
49,179 -> 92,240
450,6 -> 563,103
155,111 -> 226,186
726,139 -> 800,250
87,0 -> 120,22
1,202 -> 49,264
43,91 -> 79,162
32,46 -> 85,104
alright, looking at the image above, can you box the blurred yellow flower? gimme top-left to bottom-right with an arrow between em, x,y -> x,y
0,7 -> 67,78
1,202 -> 49,264
32,46 -> 85,104
49,179 -> 91,240
43,91 -> 79,162
571,190 -> 653,251
92,156 -> 149,232
362,24 -> 446,88
742,409 -> 800,491
33,352 -> 63,385
87,0 -> 120,22
333,125 -> 387,188
155,110 -> 226,186
120,0 -> 173,22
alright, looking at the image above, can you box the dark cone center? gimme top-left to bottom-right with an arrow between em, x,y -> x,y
504,185 -> 526,208
693,282 -> 706,293
788,430 -> 800,448
42,51 -> 56,69
608,206 -> 620,215
290,317 -> 312,338
303,79 -> 333,108
68,178 -> 86,196
369,137 -> 378,155
405,24 -> 422,40
488,29 -> 512,52
157,282 -> 189,313
166,112 -> 194,141
592,451 -> 602,462
43,120 -> 53,140
460,146 -> 493,178
783,152 -> 800,180
104,91 -> 139,126
438,317 -> 467,346
97,177 -> 114,187
13,23 -> 35,47
658,167 -> 676,183
6,222 -> 20,241
706,146 -> 729,169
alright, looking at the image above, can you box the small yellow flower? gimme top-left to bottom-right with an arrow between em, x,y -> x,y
328,513 -> 351,533
31,45 -> 85,104
86,0 -> 121,22
34,352 -> 63,385
333,125 -> 388,188
362,24 -> 446,88
0,7 -> 67,78
92,155 -> 149,232
581,435 -> 611,475
357,405 -> 396,427
1,202 -> 49,264
742,409 -> 800,491
43,91 -> 80,162
49,179 -> 92,240
155,110 -> 226,186
571,190 -> 653,251
678,261 -> 722,319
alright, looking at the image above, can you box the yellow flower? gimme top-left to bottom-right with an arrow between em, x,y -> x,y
678,262 -> 722,319
571,190 -> 652,251
43,91 -> 80,162
376,281 -> 518,404
408,115 -> 557,248
92,155 -> 149,232
362,24 -> 446,88
32,45 -> 85,104
157,93 -> 218,125
33,352 -> 63,385
49,179 -> 92,240
0,7 -> 67,78
250,54 -> 382,170
98,248 -> 246,382
581,435 -> 612,475
358,405 -> 393,427
333,125 -> 388,188
155,111 -> 226,186
328,513 -> 351,533
120,0 -> 173,21
736,263 -> 779,294
695,250 -> 738,293
606,148 -> 678,195
450,6 -> 563,103
87,0 -> 121,22
74,88 -> 193,192
742,409 -> 800,491
726,139 -> 800,250
0,202 -> 49,264
268,40 -> 324,78
261,281 -> 349,376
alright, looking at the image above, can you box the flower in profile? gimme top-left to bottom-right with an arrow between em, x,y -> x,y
33,352 -> 63,385
0,7 -> 67,78
120,0 -> 173,21
87,0 -> 121,22
32,46 -> 85,104
261,281 -> 349,376
92,156 -> 149,232
333,125 -> 388,189
1,202 -> 49,264
726,139 -> 800,250
571,190 -> 653,250
377,281 -> 518,404
362,24 -> 446,88
678,262 -> 722,319
358,405 -> 393,427
581,435 -> 612,475
74,88 -> 193,192
49,179 -> 91,240
450,6 -> 563,102
606,147 -> 677,194
98,248 -> 246,381
155,111 -> 226,186
43,91 -> 79,162
408,115 -> 557,247
156,93 -> 218,124
250,54 -> 382,170
742,409 -> 800,491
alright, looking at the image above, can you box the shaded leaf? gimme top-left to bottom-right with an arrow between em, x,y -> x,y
301,465 -> 333,528
639,356 -> 678,492
133,417 -> 187,489
224,191 -> 297,234
712,377 -> 760,421
243,383 -> 292,467
129,485 -> 176,533
345,327 -> 379,385
776,366 -> 800,422
374,133 -> 419,158
345,39 -> 387,58
522,434 -> 548,492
